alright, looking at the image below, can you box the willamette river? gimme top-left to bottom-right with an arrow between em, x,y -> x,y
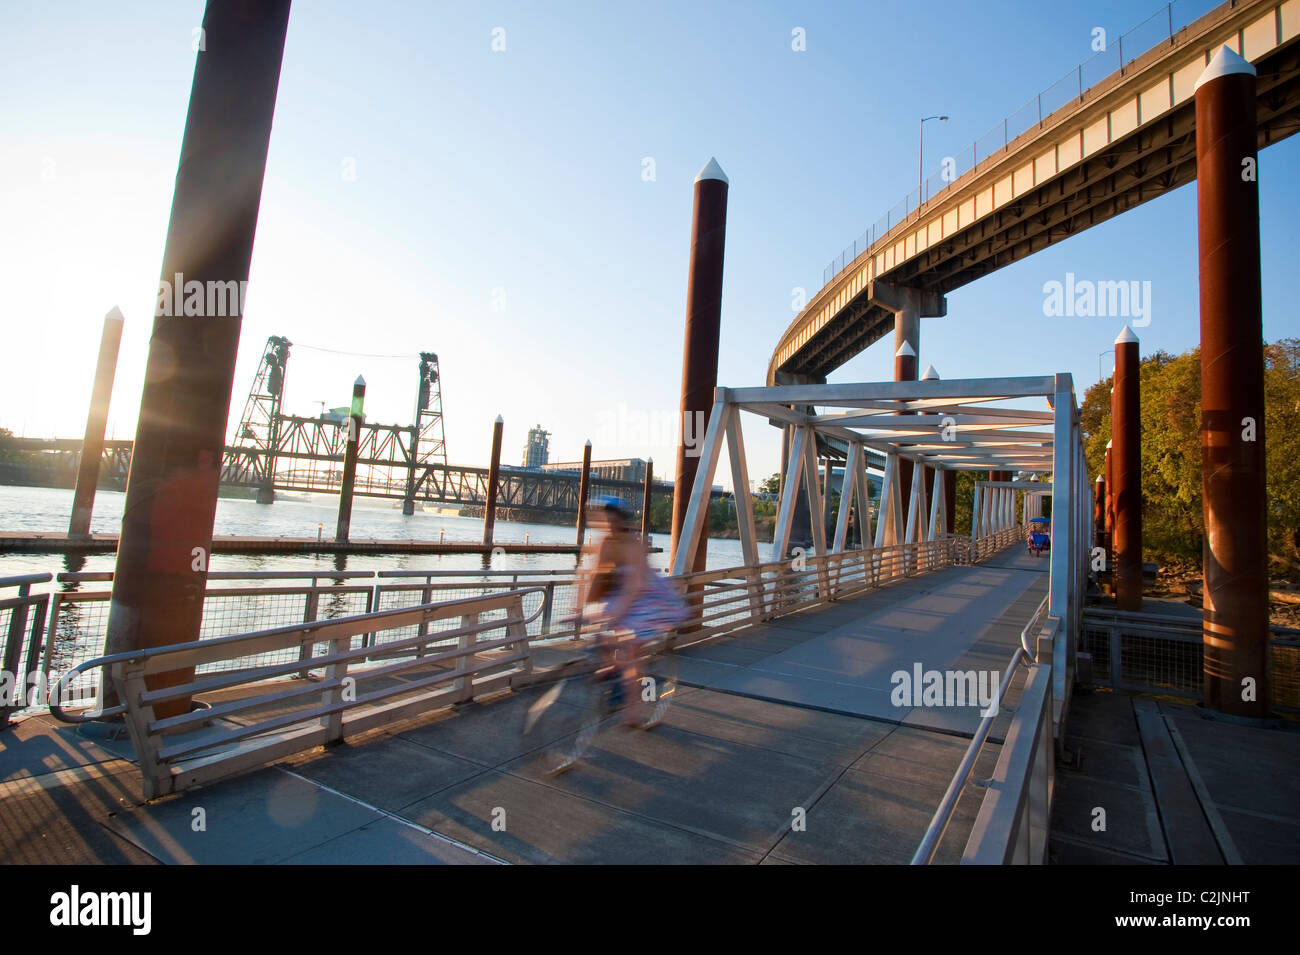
0,484 -> 750,583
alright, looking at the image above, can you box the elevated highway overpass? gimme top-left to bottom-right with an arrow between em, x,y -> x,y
769,0 -> 1300,384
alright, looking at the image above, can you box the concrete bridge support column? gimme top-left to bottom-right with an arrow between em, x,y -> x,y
671,158 -> 728,574
1112,328 -> 1141,611
1195,48 -> 1270,717
873,282 -> 945,512
69,308 -> 124,538
103,0 -> 291,720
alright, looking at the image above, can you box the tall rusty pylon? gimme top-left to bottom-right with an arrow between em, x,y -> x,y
103,0 -> 292,719
1195,46 -> 1270,717
670,158 -> 728,574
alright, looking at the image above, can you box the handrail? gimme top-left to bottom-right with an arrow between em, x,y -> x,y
1,573 -> 54,588
48,587 -> 547,724
377,568 -> 580,579
1021,594 -> 1050,656
56,570 -> 378,583
910,644 -> 1030,865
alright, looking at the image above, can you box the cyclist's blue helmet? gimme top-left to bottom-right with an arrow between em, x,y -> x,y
593,495 -> 632,520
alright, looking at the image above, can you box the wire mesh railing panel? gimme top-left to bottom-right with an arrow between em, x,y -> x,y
1082,625 -> 1112,679
44,593 -> 112,704
1120,631 -> 1202,694
1273,642 -> 1300,711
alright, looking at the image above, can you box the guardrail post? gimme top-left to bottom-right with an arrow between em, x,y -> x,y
2,586 -> 31,726
322,635 -> 351,743
21,595 -> 49,692
4,583 -> 30,678
113,660 -> 169,799
541,583 -> 555,635
298,589 -> 320,666
506,594 -> 532,681
415,581 -> 434,646
454,612 -> 480,701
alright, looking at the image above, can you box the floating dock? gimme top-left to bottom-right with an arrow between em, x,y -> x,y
0,532 -> 600,556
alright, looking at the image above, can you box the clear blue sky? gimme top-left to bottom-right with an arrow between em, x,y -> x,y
2,0 -> 1297,487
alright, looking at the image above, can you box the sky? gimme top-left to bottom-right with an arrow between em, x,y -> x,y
2,0 -> 1298,490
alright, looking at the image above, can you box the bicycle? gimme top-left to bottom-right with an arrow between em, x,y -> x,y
521,626 -> 680,775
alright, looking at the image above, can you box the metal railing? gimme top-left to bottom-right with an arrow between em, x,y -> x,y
24,523 -> 1024,722
960,661 -> 1055,864
912,591 -> 1056,864
373,569 -> 582,643
671,530 -> 1021,647
32,568 -> 582,716
1081,607 -> 1300,712
0,573 -> 51,726
51,589 -> 544,798
821,0 -> 1222,287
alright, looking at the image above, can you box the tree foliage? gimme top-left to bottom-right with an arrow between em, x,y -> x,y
1080,338 -> 1300,564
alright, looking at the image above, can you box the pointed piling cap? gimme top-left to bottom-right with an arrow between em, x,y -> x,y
105,305 -> 125,324
585,439 -> 592,447
1115,325 -> 1139,345
1106,439 -> 1113,449
695,157 -> 729,185
1195,45 -> 1256,92
921,364 -> 940,381
495,415 -> 504,424
895,341 -> 917,358
354,375 -> 366,387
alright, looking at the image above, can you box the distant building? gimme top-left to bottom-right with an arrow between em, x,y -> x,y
541,457 -> 648,484
522,424 -> 550,468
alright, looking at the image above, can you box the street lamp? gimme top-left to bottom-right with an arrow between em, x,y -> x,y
1098,349 -> 1115,381
919,115 -> 949,206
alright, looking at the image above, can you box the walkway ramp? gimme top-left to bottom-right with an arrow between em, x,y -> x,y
675,548 -> 1047,736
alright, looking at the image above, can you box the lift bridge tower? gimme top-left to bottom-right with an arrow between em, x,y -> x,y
230,339 -> 448,509
233,336 -> 291,504
401,351 -> 448,514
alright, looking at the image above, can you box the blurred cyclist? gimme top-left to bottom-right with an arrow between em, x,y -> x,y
575,496 -> 689,724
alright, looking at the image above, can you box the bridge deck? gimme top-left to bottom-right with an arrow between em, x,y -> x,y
1,543 -> 1051,865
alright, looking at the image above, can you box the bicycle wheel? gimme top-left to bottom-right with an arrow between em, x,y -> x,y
522,667 -> 608,775
631,640 -> 679,729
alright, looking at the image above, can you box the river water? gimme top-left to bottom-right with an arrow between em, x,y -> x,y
0,484 -> 751,582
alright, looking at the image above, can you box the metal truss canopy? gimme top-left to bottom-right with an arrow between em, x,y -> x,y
671,372 -> 1090,716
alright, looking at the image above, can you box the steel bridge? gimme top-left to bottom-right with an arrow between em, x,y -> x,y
10,434 -> 683,517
